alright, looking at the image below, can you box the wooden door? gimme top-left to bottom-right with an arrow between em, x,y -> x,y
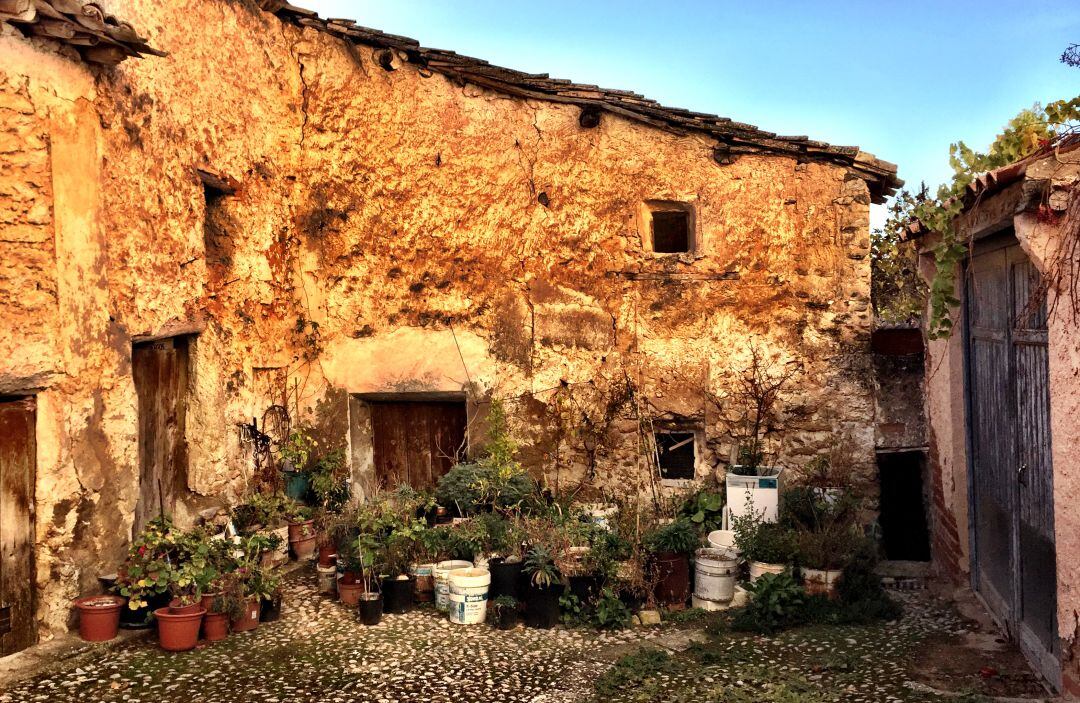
370,401 -> 467,490
965,232 -> 1058,687
132,337 -> 191,535
0,397 -> 36,655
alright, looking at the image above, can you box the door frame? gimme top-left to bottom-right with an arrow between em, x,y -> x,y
0,395 -> 38,656
961,229 -> 1060,689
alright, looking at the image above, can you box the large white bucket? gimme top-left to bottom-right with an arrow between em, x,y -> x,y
749,560 -> 787,582
694,548 -> 739,603
316,564 -> 338,596
434,560 -> 472,612
448,568 -> 491,625
707,529 -> 738,553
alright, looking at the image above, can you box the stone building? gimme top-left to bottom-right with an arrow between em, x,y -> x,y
912,139 -> 1080,694
0,0 -> 899,648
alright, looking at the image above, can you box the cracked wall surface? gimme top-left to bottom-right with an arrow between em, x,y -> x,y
2,0 -> 881,639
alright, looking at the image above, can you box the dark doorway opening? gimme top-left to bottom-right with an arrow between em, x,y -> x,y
133,336 -> 192,535
652,210 -> 691,253
0,396 -> 37,655
877,450 -> 931,561
369,399 -> 467,491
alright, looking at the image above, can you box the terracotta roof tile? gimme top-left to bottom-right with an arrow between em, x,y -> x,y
0,0 -> 162,64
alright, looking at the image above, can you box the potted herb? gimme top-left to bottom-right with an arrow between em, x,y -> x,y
279,427 -> 314,500
487,517 -> 526,601
286,503 -> 317,560
522,544 -> 562,629
489,595 -> 520,630
732,513 -> 796,582
643,518 -> 698,607
796,525 -> 858,598
380,513 -> 427,614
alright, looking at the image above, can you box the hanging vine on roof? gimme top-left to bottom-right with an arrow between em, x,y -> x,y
881,96 -> 1080,339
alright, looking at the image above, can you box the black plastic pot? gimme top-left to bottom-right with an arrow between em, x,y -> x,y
382,576 -> 415,614
524,583 -> 562,629
489,558 -> 523,601
261,592 -> 283,622
358,595 -> 383,626
568,574 -> 601,605
492,607 -> 519,631
120,592 -> 169,630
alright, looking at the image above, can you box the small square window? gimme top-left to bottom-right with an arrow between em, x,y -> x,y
652,211 -> 691,253
656,431 -> 696,480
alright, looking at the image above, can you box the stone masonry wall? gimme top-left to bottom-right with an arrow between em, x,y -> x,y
1,0 -> 881,639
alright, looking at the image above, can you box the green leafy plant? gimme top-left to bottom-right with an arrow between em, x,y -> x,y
592,587 -> 632,630
643,518 -> 699,556
733,571 -> 807,634
559,591 -> 587,627
678,488 -> 725,533
523,544 -> 562,589
279,427 -> 315,472
732,514 -> 796,565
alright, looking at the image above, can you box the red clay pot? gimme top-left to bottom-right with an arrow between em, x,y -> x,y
317,544 -> 337,567
202,612 -> 229,642
153,607 -> 204,652
200,592 -> 223,613
290,534 -> 317,560
340,571 -> 359,586
73,595 -> 125,642
230,598 -> 261,633
168,598 -> 203,615
338,581 -> 364,607
287,519 -> 315,542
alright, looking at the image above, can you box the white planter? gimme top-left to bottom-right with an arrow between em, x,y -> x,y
448,568 -> 491,625
707,529 -> 738,554
748,560 -> 787,582
726,467 -> 784,523
801,567 -> 842,598
434,560 -> 472,612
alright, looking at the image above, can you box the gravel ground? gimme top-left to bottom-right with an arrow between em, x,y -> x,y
0,571 -> 1038,703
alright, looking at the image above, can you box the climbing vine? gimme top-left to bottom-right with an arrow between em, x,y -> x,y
881,96 -> 1080,338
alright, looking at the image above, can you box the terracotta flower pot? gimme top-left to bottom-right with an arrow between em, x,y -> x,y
230,598 -> 261,633
287,519 -> 315,543
202,611 -> 229,642
153,607 -> 204,652
169,598 -> 203,615
200,592 -> 223,613
73,595 -> 125,642
338,581 -> 365,607
290,534 -> 317,560
317,544 -> 337,567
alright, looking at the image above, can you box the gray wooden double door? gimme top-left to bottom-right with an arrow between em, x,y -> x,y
965,232 -> 1058,687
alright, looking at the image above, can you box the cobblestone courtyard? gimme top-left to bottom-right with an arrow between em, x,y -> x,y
0,571 -> 1048,703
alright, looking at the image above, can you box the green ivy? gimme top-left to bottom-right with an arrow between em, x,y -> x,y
881,96 -> 1080,338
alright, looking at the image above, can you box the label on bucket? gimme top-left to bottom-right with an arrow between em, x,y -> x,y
758,478 -> 777,489
449,593 -> 488,624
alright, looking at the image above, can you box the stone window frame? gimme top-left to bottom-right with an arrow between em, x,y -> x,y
638,200 -> 700,258
654,426 -> 705,487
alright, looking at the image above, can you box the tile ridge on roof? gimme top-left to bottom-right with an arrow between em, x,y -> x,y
0,0 -> 163,64
252,0 -> 901,201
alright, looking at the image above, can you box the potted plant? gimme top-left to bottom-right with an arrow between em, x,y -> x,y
232,494 -> 291,567
356,536 -> 383,626
643,518 -> 698,607
279,427 -> 314,501
489,595 -> 520,630
114,517 -> 179,627
522,544 -> 562,629
796,525 -> 858,598
733,513 -> 796,582
286,503 -> 317,560
73,595 -> 125,642
487,517 -> 526,601
153,604 -> 205,652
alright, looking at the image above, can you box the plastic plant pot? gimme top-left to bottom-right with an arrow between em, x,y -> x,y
73,595 -> 125,642
154,607 -> 205,652
358,594 -> 383,626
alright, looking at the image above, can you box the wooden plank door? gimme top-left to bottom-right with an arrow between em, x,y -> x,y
370,401 -> 467,491
132,337 -> 191,535
965,233 -> 1058,687
0,397 -> 36,655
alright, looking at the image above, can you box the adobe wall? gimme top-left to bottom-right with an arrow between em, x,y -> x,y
1,0 -> 880,638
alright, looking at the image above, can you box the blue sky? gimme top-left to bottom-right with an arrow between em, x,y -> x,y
306,1 -> 1079,224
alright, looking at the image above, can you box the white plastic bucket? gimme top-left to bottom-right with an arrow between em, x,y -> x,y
749,560 -> 787,582
448,568 -> 491,625
694,548 -> 739,603
707,529 -> 738,554
434,560 -> 472,612
317,564 -> 337,596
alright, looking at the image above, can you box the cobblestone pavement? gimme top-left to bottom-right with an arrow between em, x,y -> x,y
0,572 -> 1043,703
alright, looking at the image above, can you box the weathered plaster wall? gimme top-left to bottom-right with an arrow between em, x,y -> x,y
1,0 -> 882,638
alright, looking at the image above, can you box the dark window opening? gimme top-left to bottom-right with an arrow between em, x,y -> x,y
877,450 -> 931,561
656,431 -> 696,480
652,211 -> 691,253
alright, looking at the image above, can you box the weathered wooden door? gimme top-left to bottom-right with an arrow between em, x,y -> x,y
370,401 -> 467,490
0,397 -> 36,655
132,337 -> 191,535
965,232 -> 1058,687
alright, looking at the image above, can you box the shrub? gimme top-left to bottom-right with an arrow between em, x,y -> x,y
593,588 -> 632,630
733,515 -> 796,564
732,571 -> 807,634
643,518 -> 699,555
